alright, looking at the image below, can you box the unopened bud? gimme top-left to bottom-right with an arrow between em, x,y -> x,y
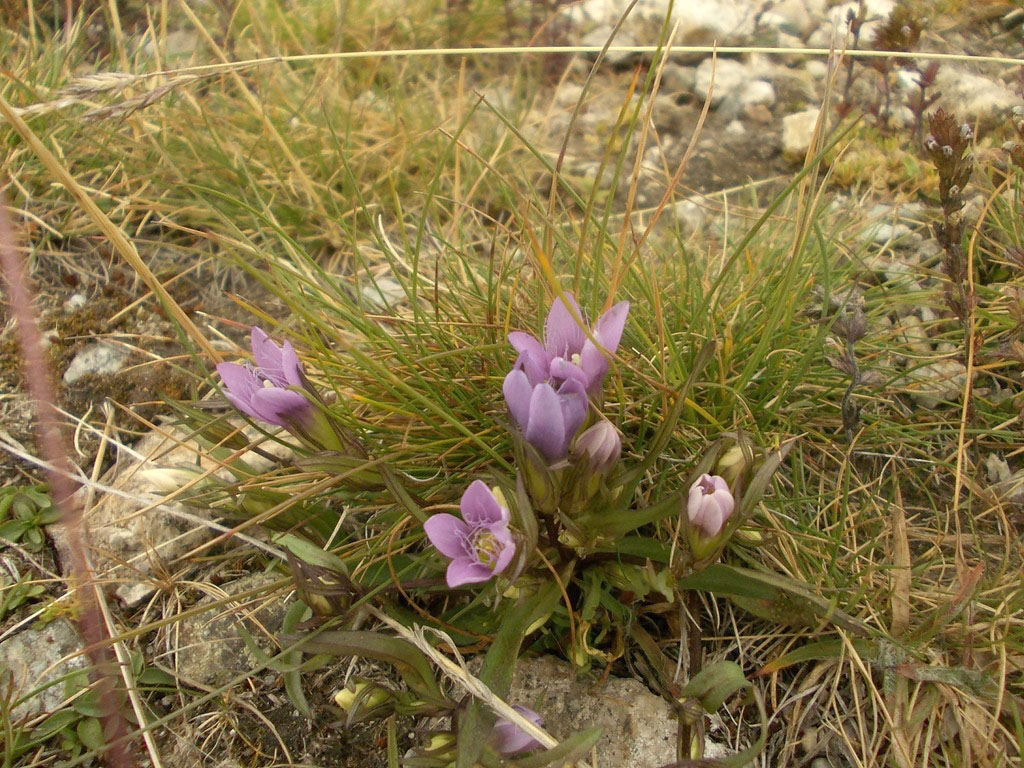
334,682 -> 391,713
687,474 -> 735,539
715,445 -> 749,488
573,420 -> 622,473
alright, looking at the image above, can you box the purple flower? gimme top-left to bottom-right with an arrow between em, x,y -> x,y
216,327 -> 312,428
424,481 -> 516,588
491,706 -> 544,755
502,371 -> 588,463
687,474 -> 735,538
509,293 -> 629,394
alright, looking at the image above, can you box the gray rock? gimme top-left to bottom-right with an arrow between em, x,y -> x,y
174,574 -> 290,688
782,107 -> 821,157
659,63 -> 696,95
509,656 -> 730,766
0,619 -> 89,718
760,0 -> 828,37
62,341 -> 130,384
54,426 -> 293,606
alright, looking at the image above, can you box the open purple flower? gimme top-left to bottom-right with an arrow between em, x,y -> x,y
216,327 -> 312,428
502,371 -> 587,463
424,481 -> 515,588
509,293 -> 629,394
491,706 -> 544,755
687,474 -> 735,538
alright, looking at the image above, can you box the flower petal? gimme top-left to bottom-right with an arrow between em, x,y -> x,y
503,369 -> 534,432
424,514 -> 471,559
544,293 -> 586,359
524,383 -> 566,462
460,480 -> 507,527
489,528 -> 516,576
491,707 -> 544,755
549,356 -> 589,388
250,387 -> 312,427
217,363 -> 262,420
557,378 -> 588,453
279,340 -> 306,387
250,327 -> 288,386
578,300 -> 629,392
446,558 -> 497,587
509,332 -> 550,386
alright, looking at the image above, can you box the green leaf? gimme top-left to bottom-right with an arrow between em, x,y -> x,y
71,689 -> 107,719
511,727 -> 603,768
137,667 -> 177,688
0,518 -> 30,542
76,717 -> 105,751
455,581 -> 563,768
757,638 -> 879,675
287,630 -> 446,705
679,564 -> 870,636
272,532 -> 350,575
679,661 -> 750,713
35,708 -> 80,738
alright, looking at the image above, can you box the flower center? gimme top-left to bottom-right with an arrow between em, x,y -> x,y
472,530 -> 502,569
570,352 -> 581,366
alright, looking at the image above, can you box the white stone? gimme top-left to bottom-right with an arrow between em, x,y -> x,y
62,292 -> 87,312
934,67 -> 1019,124
782,107 -> 821,157
560,0 -> 757,49
805,60 -> 828,80
694,58 -> 748,107
725,119 -> 746,135
581,28 -> 638,65
737,79 -> 776,108
62,341 -> 130,384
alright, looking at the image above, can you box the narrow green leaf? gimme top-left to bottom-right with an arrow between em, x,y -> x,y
282,602 -> 312,717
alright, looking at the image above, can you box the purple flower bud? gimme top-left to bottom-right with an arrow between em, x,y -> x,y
573,420 -> 621,473
509,294 -> 629,394
490,706 -> 544,755
502,370 -> 588,463
423,481 -> 516,588
687,474 -> 734,538
216,327 -> 313,428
